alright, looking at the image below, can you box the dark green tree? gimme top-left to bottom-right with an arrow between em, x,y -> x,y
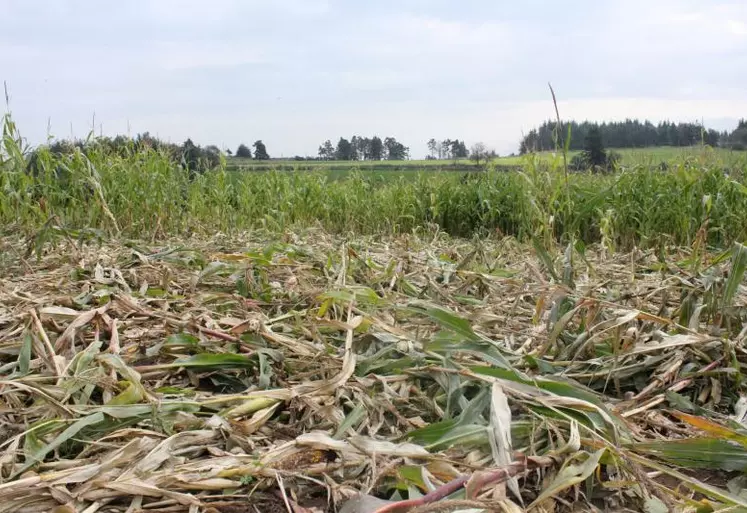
318,139 -> 335,160
583,126 -> 607,167
253,140 -> 270,160
335,137 -> 353,160
356,137 -> 370,160
369,136 -> 383,160
236,144 -> 252,158
519,119 -> 723,153
453,140 -> 469,158
727,119 -> 747,150
350,136 -> 362,160
384,137 -> 409,160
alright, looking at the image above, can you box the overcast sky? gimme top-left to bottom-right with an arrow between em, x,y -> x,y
2,0 -> 746,157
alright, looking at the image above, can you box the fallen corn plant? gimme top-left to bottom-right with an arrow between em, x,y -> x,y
1,229 -> 747,512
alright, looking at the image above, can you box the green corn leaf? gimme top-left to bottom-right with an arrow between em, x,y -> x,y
14,412 -> 106,477
405,301 -> 480,341
532,238 -> 560,282
18,331 -> 32,375
635,438 -> 747,472
529,449 -> 606,509
165,353 -> 256,370
722,242 -> 747,311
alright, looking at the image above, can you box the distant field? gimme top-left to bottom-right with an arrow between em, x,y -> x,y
227,145 -> 746,175
226,157 -> 478,172
611,145 -> 746,165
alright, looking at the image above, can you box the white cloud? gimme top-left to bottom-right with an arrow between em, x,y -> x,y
607,0 -> 747,54
380,14 -> 515,59
1,0 -> 745,158
272,0 -> 330,16
729,20 -> 747,36
143,0 -> 243,25
150,41 -> 268,71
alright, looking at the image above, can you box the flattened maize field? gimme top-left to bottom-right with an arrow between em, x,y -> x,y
2,228 -> 747,512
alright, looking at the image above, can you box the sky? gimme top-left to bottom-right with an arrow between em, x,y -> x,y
2,0 -> 747,158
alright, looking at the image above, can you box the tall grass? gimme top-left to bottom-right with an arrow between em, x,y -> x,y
2,114 -> 747,248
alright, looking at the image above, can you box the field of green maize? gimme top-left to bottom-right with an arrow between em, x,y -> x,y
2,114 -> 747,251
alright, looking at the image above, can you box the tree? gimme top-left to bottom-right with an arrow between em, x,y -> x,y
253,140 -> 269,160
236,144 -> 252,158
335,137 -> 353,160
356,137 -> 371,160
226,148 -> 233,156
384,137 -> 409,160
204,145 -> 222,169
582,126 -> 607,168
317,135 -> 410,160
318,139 -> 335,160
729,127 -> 747,150
469,142 -> 495,167
350,136 -> 361,160
180,139 -> 223,174
518,119 -> 725,153
441,139 -> 452,159
703,129 -> 720,147
727,119 -> 747,150
453,140 -> 469,158
182,138 -> 201,175
369,136 -> 383,160
470,142 -> 488,166
470,142 -> 485,165
436,139 -> 468,160
427,138 -> 438,159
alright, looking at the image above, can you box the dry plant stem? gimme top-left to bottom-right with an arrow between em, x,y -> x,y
371,455 -> 553,513
275,472 -> 293,513
632,358 -> 721,402
29,308 -> 62,377
409,500 -> 499,513
371,476 -> 469,513
623,359 -> 724,418
116,294 -> 257,351
198,326 -> 245,345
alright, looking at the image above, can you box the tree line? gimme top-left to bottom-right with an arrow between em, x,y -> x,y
314,136 -> 477,161
27,132 -> 271,175
519,119 -> 727,154
728,119 -> 747,150
426,139 -> 469,160
23,116 -> 747,177
36,132 -> 226,175
316,136 -> 409,161
233,141 -> 269,160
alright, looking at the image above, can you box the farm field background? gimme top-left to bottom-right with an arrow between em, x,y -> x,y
227,145 -> 747,174
3,113 -> 747,512
4,119 -> 747,248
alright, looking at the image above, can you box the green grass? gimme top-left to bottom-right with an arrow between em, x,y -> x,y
230,157 -> 474,167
